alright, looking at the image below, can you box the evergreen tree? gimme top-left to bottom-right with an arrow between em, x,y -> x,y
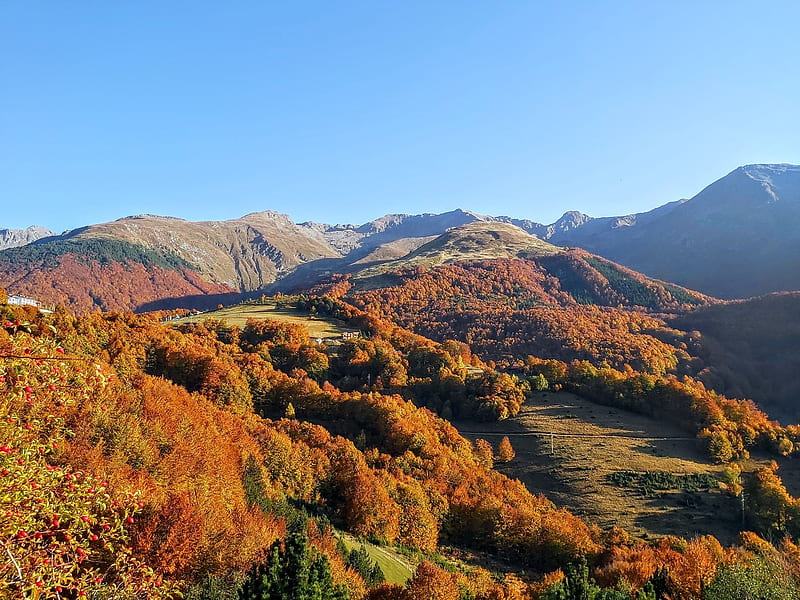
346,545 -> 385,587
239,522 -> 349,600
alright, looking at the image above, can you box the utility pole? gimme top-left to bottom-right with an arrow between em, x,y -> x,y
741,490 -> 746,526
550,432 -> 555,456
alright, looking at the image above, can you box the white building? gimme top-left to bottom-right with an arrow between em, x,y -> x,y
7,295 -> 41,308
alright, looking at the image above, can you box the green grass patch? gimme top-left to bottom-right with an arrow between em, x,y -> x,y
174,301 -> 351,339
338,534 -> 415,585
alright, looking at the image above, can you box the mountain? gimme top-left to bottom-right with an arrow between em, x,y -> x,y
3,163 -> 798,311
0,212 -> 339,312
536,164 -> 800,298
335,221 -> 708,309
309,223 -> 712,374
348,221 -> 561,283
497,210 -> 596,241
0,206 -> 716,314
300,208 -> 487,257
0,210 -> 501,312
69,211 -> 339,290
0,225 -> 53,250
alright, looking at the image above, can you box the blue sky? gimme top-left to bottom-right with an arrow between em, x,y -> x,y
2,2 -> 799,232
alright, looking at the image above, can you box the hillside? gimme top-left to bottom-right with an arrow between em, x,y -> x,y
0,212 -> 338,312
63,212 -> 339,290
0,210 -> 501,313
350,222 -> 561,283
0,294 -> 603,598
6,289 -> 800,597
0,238 -> 238,313
670,292 -> 800,424
455,392 -> 735,543
335,242 -> 711,374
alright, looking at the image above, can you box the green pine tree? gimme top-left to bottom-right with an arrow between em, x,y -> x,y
346,545 -> 385,587
239,522 -> 349,600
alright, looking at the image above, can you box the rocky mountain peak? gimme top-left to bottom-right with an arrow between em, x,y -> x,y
553,210 -> 593,231
0,226 -> 54,251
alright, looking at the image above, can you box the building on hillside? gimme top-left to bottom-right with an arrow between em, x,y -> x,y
8,294 -> 41,308
341,331 -> 360,340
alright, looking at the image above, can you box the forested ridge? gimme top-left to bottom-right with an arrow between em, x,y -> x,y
0,244 -> 235,314
4,285 -> 800,599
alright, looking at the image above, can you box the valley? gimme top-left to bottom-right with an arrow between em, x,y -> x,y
5,3 -> 799,595
4,164 -> 800,598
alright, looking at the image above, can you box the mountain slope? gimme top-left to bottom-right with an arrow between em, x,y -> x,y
0,212 -> 339,312
670,292 -> 800,423
69,211 -> 339,290
349,221 -> 561,283
0,238 -> 237,313
541,164 -> 800,298
1,210 -> 503,312
337,222 -> 709,310
3,162 -> 798,311
299,208 -> 486,256
308,224 -> 712,374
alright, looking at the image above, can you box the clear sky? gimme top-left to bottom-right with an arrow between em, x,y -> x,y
2,1 -> 799,233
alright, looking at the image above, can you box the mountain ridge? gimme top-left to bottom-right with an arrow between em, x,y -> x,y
3,162 -> 798,309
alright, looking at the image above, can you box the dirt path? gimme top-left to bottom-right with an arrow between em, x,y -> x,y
455,392 -> 743,543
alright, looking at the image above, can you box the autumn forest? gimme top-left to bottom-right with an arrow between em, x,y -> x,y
4,250 -> 800,600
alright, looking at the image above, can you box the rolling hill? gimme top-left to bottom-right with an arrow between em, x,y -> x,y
302,222 -> 712,375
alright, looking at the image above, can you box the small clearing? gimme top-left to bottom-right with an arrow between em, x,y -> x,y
174,302 -> 353,340
456,392 -> 743,543
338,533 -> 415,585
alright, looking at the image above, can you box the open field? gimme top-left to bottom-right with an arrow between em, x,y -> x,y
455,392 -> 743,543
174,301 -> 353,339
338,533 -> 415,585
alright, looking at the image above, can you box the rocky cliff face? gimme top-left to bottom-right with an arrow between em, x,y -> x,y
0,226 -> 53,250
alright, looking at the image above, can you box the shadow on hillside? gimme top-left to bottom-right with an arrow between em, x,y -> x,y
136,291 -> 246,312
631,493 -> 740,545
628,437 -> 711,464
265,257 -> 353,294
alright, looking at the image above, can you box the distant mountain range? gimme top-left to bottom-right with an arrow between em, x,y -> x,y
532,164 -> 800,299
1,163 -> 798,310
